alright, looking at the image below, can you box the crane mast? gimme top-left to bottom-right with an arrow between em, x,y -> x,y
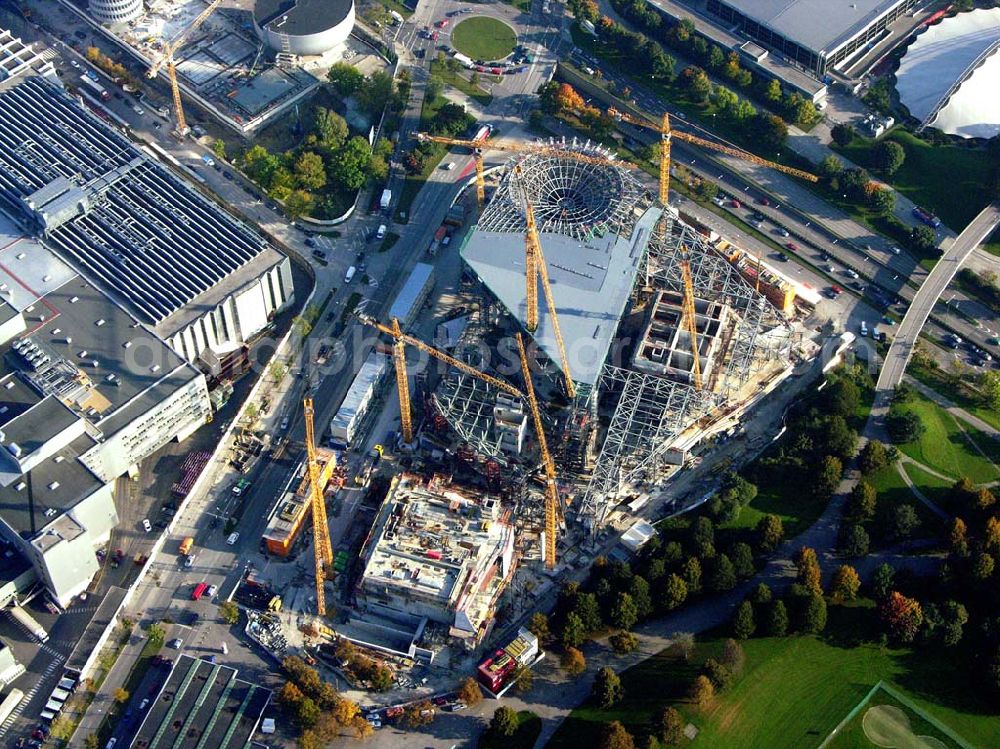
303,397 -> 333,617
679,260 -> 703,390
515,334 -> 559,569
390,317 -> 413,444
147,0 -> 221,136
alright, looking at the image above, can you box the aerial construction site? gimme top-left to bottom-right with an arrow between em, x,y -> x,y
238,128 -> 811,676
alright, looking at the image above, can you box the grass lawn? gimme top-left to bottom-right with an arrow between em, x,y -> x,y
451,16 -> 517,60
429,60 -> 493,106
865,464 -> 943,539
547,603 -> 998,749
480,711 -> 541,749
825,689 -> 963,749
894,392 -> 1000,484
395,92 -> 449,221
905,361 -> 1000,432
834,129 -> 993,233
902,463 -> 954,513
720,483 -> 827,540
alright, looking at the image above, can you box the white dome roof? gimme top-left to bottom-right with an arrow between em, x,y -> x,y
896,8 -> 1000,139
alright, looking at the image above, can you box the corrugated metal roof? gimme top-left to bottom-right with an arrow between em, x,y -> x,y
330,351 -> 388,437
388,262 -> 434,327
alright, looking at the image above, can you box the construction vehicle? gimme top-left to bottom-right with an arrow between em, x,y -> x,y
511,164 -> 576,399
515,334 -> 559,569
415,132 -> 639,212
147,0 -> 221,137
303,397 -> 334,617
607,108 -> 818,206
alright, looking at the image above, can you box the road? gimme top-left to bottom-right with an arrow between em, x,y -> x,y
874,202 -> 1000,419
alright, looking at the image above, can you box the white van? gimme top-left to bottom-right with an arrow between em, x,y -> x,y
859,321 -> 868,337
376,224 -> 387,239
344,266 -> 357,283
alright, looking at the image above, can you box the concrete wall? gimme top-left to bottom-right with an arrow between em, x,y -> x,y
256,5 -> 355,57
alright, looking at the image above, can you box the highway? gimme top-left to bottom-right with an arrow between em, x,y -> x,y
873,202 -> 1000,420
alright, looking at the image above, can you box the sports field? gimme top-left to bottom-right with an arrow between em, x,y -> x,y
825,689 -> 967,749
546,603 -> 999,749
451,16 -> 517,60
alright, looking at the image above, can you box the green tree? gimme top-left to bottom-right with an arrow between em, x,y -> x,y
870,563 -> 896,600
868,187 -> 896,216
755,514 -> 784,552
731,542 -> 755,579
358,70 -> 395,114
313,107 -> 348,149
764,78 -> 782,103
766,599 -> 789,636
682,556 -> 703,594
297,697 -> 321,728
841,523 -> 870,557
284,189 -> 314,218
752,112 -> 788,150
513,665 -> 534,694
660,573 -> 688,611
875,140 -> 906,177
528,612 -> 551,644
327,62 -> 364,96
329,136 -> 372,190
657,706 -> 684,746
294,151 -> 326,191
973,550 -> 995,580
562,612 -> 587,649
749,582 -> 772,607
690,516 -> 715,556
847,481 -> 878,522
889,504 -> 920,540
819,154 -> 844,181
704,657 -> 734,691
816,455 -> 844,498
980,370 -> 1000,411
680,65 -> 711,103
574,592 -> 604,632
629,576 -> 653,620
426,74 -> 444,101
831,123 -> 855,147
886,409 -> 925,443
732,600 -> 755,639
908,225 -> 938,254
610,630 -> 639,654
219,600 -> 240,625
599,721 -> 635,749
611,591 -> 639,632
490,706 -> 519,737
859,440 -> 890,474
85,735 -> 100,749
710,554 -> 737,593
593,666 -> 625,708
211,139 -> 226,160
147,622 -> 166,643
800,594 -> 828,634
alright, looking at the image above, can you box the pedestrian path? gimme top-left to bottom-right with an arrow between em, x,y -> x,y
904,375 -> 1000,439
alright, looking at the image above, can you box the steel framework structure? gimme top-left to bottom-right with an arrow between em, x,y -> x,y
577,214 -> 791,524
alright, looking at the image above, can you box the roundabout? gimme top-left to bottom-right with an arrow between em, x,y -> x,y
451,16 -> 517,60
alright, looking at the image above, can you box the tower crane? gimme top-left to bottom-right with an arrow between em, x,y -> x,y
679,259 -> 703,390
303,397 -> 334,617
415,132 -> 638,212
388,317 -> 414,445
147,0 -> 221,137
511,163 -> 576,399
607,107 -> 818,207
357,315 -> 564,566
515,334 -> 560,569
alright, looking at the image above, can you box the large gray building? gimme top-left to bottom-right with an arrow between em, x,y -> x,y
0,69 -> 297,606
0,76 -> 295,376
706,0 -> 916,76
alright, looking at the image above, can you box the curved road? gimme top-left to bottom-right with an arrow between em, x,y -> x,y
873,201 -> 1000,420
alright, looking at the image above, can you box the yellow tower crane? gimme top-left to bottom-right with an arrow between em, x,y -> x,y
607,107 -> 818,207
358,316 -> 565,566
147,0 -> 221,137
511,163 -> 576,398
303,397 -> 334,617
388,317 -> 413,445
515,333 -> 560,569
415,133 -> 639,213
679,260 -> 703,390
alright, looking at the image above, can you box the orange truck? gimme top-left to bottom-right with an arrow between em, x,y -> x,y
179,537 -> 194,555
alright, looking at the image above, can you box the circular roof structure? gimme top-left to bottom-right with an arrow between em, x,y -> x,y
480,146 -> 645,241
896,8 -> 1000,139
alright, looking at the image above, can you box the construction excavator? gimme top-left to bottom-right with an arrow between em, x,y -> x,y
147,0 -> 221,136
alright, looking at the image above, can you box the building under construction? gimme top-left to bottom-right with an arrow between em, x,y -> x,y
356,472 -> 517,648
423,142 -> 793,535
262,446 -> 343,557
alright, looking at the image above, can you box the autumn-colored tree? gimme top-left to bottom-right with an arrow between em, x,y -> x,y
331,696 -> 359,726
278,681 -> 305,710
755,514 -> 784,552
949,517 -> 969,558
880,591 -> 924,643
351,715 -> 374,739
829,565 -> 861,603
457,676 -> 483,705
986,516 -> 1000,555
599,721 -> 635,749
688,674 -> 715,709
528,612 -> 551,644
610,631 -> 639,654
554,83 -> 585,112
658,706 -> 685,746
795,547 -> 823,596
978,487 -> 997,512
403,700 -> 435,728
562,646 -> 587,676
113,687 -> 129,704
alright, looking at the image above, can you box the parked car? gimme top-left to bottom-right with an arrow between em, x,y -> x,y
142,518 -> 152,533
170,638 -> 183,649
